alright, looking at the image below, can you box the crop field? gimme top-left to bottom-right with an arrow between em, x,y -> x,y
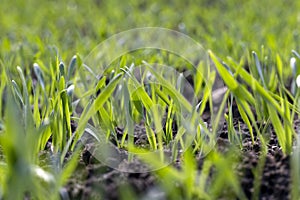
1,0 -> 300,199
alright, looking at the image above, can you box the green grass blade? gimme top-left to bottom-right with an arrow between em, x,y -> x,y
209,51 -> 238,91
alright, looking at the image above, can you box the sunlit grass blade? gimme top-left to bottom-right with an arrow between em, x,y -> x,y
267,104 -> 287,153
209,51 -> 255,105
209,50 -> 238,91
276,54 -> 283,83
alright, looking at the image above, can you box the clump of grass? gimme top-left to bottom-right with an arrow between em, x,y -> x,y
210,50 -> 297,155
0,55 -> 82,199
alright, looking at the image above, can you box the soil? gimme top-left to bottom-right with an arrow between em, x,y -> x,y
63,106 -> 296,200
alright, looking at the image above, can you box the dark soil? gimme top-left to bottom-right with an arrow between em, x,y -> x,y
64,113 -> 296,200
219,119 -> 292,200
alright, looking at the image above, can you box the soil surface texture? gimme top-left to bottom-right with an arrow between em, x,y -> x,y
63,112 -> 296,200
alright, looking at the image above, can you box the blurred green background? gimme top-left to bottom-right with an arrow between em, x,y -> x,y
1,0 -> 300,63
